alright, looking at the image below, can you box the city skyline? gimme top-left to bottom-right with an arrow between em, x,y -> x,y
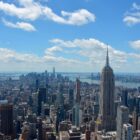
0,0 -> 140,72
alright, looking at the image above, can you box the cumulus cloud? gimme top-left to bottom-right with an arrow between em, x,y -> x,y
123,2 -> 140,26
50,38 -> 127,66
129,40 -> 140,49
45,46 -> 63,55
60,9 -> 95,25
42,7 -> 95,25
0,0 -> 95,30
50,38 -> 140,72
43,55 -> 81,64
0,48 -> 41,63
0,47 -> 83,72
2,19 -> 36,31
0,0 -> 42,20
0,38 -> 140,72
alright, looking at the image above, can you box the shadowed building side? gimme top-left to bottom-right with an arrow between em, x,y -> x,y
0,102 -> 14,139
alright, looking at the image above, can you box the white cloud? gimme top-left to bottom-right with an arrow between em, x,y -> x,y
45,46 -> 63,55
50,38 -> 140,72
0,38 -> 140,72
123,16 -> 140,26
0,47 -> 84,72
43,55 -> 81,64
129,40 -> 140,49
123,3 -> 140,26
0,48 -> 41,63
2,19 -> 36,31
0,0 -> 95,28
51,38 -> 127,64
133,2 -> 140,10
60,9 -> 95,25
0,0 -> 42,20
43,8 -> 95,25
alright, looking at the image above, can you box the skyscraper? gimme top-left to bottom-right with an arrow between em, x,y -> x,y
53,67 -> 55,78
133,96 -> 140,131
0,101 -> 13,139
121,89 -> 128,107
57,84 -> 64,106
122,124 -> 133,140
72,78 -> 82,127
35,79 -> 39,92
38,88 -> 47,116
76,78 -> 81,104
100,47 -> 116,131
69,88 -> 74,107
136,96 -> 140,116
56,84 -> 65,132
117,105 -> 129,140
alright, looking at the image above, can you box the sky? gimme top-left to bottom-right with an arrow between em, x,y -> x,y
0,0 -> 140,72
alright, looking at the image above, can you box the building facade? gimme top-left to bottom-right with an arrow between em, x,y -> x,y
117,106 -> 129,140
0,101 -> 13,139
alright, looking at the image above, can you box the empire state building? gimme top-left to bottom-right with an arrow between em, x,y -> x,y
100,47 -> 116,131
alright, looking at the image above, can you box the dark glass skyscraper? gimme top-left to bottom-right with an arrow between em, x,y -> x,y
121,89 -> 128,107
36,79 -> 39,92
38,88 -> 46,116
0,102 -> 13,138
100,48 -> 116,131
69,89 -> 74,107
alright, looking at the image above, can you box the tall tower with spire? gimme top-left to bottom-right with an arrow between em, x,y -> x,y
100,47 -> 116,131
72,78 -> 82,127
106,46 -> 109,66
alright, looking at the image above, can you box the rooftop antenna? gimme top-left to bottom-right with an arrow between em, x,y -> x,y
106,45 -> 109,66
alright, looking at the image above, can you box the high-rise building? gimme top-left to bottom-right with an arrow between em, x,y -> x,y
72,78 -> 82,127
37,118 -> 43,140
117,106 -> 129,140
132,109 -> 137,132
38,88 -> 47,116
36,79 -> 39,92
85,124 -> 91,140
56,84 -> 65,132
122,124 -> 133,140
76,78 -> 81,104
32,92 -> 38,114
100,47 -> 116,131
133,96 -> 140,131
53,67 -> 55,78
121,89 -> 128,107
0,101 -> 13,139
136,96 -> 140,116
72,104 -> 82,127
57,84 -> 64,106
69,89 -> 74,107
56,106 -> 65,133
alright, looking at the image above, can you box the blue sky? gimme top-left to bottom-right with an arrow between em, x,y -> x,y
0,0 -> 140,72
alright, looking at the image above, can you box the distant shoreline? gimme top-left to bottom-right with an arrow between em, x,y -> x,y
0,72 -> 139,88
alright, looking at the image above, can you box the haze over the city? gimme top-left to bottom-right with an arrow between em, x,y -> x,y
0,1 -> 140,140
0,0 -> 140,72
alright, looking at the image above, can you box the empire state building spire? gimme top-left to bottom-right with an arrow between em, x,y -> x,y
106,46 -> 109,66
99,46 -> 116,131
